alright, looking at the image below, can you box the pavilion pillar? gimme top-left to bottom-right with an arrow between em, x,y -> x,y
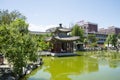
71,42 -> 73,52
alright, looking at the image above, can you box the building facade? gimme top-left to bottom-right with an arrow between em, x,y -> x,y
76,21 -> 108,46
76,21 -> 120,46
77,20 -> 98,33
98,26 -> 120,35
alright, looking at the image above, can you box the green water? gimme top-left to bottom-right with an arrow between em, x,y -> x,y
25,52 -> 120,80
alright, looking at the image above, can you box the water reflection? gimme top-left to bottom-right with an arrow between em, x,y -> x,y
109,60 -> 120,68
28,67 -> 51,80
40,56 -> 98,80
26,52 -> 120,80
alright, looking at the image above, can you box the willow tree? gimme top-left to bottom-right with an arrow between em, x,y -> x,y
105,34 -> 111,47
71,24 -> 84,42
105,34 -> 117,47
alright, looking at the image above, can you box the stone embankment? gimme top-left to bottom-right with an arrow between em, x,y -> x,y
0,58 -> 43,80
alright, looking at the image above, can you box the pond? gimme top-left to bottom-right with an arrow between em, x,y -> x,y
23,51 -> 120,80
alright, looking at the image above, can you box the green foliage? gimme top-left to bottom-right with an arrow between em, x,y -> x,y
105,34 -> 118,47
87,34 -> 98,47
88,34 -> 97,43
35,34 -> 50,51
83,38 -> 88,47
90,42 -> 97,47
0,10 -> 26,24
0,10 -> 38,75
111,34 -> 117,47
118,33 -> 120,39
105,34 -> 111,46
71,24 -> 84,42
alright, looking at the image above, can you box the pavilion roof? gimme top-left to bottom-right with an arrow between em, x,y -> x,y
46,36 -> 79,41
46,27 -> 71,33
58,28 -> 71,32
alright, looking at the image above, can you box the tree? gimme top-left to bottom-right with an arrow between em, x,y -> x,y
105,34 -> 111,47
35,34 -> 50,51
0,10 -> 26,24
87,34 -> 98,47
0,19 -> 39,75
105,34 -> 117,47
0,10 -> 39,76
117,33 -> 120,49
83,38 -> 88,48
111,34 -> 118,47
71,24 -> 84,42
117,33 -> 120,39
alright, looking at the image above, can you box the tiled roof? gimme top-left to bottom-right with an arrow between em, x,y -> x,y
46,27 -> 71,33
46,36 -> 79,41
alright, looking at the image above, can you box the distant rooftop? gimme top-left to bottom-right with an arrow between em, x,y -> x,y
77,20 -> 97,25
29,31 -> 50,35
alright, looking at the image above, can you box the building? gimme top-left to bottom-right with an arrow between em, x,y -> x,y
46,24 -> 79,54
98,28 -> 108,34
76,21 -> 120,46
98,26 -> 120,35
77,20 -> 98,33
77,21 -> 106,45
90,32 -> 107,45
84,32 -> 107,47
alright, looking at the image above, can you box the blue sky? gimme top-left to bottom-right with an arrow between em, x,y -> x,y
0,0 -> 120,31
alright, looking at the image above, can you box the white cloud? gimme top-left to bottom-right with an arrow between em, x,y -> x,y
28,23 -> 57,32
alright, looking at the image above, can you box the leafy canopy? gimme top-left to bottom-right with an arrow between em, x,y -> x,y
71,24 -> 84,42
0,10 -> 38,75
